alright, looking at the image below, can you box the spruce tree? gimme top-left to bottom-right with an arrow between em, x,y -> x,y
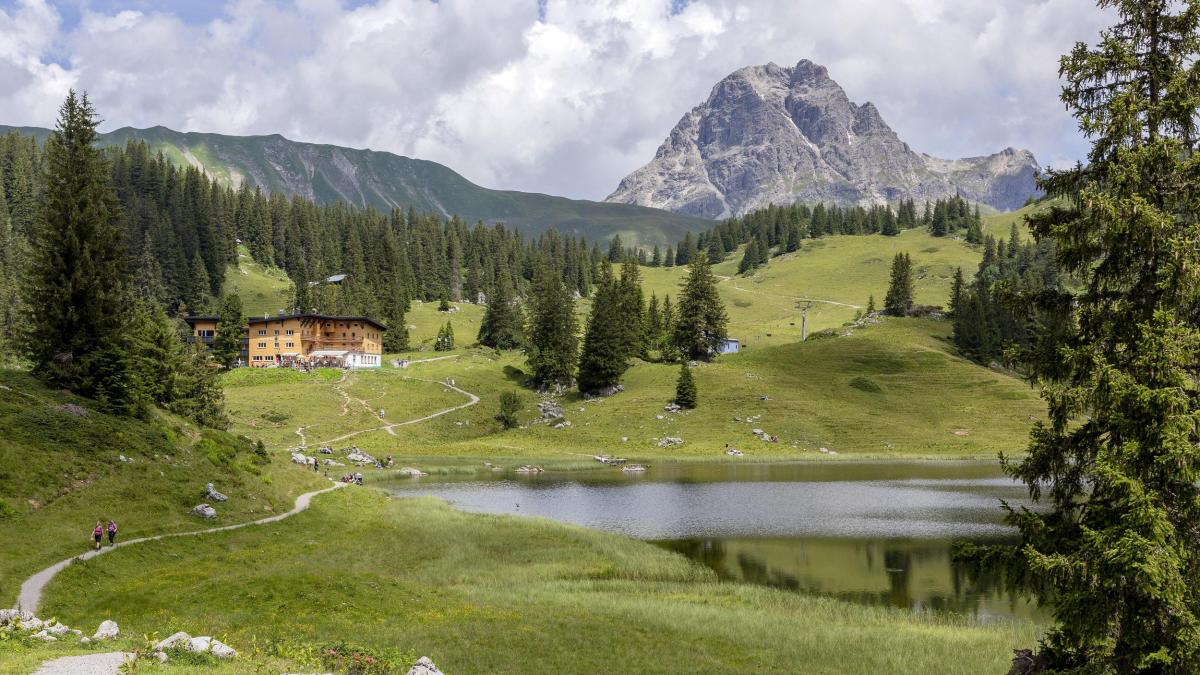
22,91 -> 138,411
477,270 -> 524,349
577,268 -> 627,394
526,263 -> 578,388
434,321 -> 455,351
496,390 -> 522,429
664,246 -> 675,268
618,258 -> 647,357
866,294 -> 876,315
672,255 -> 728,361
948,267 -> 964,318
212,294 -> 244,368
958,3 -> 1200,669
883,252 -> 914,316
674,361 -> 697,409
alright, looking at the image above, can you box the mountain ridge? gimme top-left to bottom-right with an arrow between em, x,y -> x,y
606,59 -> 1041,218
0,123 -> 710,245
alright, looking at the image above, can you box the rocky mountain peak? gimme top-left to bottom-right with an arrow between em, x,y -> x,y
607,59 -> 1039,218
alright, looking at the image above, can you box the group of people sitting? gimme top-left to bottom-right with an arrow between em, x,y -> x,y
341,473 -> 364,485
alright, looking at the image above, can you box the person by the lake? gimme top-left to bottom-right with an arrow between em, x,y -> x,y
106,520 -> 117,546
91,521 -> 103,551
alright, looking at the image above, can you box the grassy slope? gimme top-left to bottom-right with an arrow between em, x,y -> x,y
0,370 -> 325,607
41,488 -> 1040,674
222,246 -> 294,318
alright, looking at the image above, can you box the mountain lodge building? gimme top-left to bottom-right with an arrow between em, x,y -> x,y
186,313 -> 385,369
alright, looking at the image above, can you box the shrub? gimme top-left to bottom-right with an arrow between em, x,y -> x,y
848,376 -> 883,394
675,362 -> 697,409
496,391 -> 523,430
0,499 -> 19,520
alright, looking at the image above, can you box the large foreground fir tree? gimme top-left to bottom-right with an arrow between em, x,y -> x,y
960,2 -> 1200,671
526,264 -> 578,388
672,255 -> 727,361
22,91 -> 137,410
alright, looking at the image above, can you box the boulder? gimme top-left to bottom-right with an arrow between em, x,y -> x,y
664,403 -> 683,413
187,636 -> 213,653
79,636 -> 91,644
552,420 -> 573,429
204,483 -> 229,502
397,467 -> 429,477
153,631 -> 191,651
210,639 -> 238,658
93,619 -> 120,639
191,503 -> 217,519
291,452 -> 314,465
537,401 -> 564,420
154,651 -> 169,663
45,621 -> 70,635
656,437 -> 684,448
346,449 -> 376,465
19,617 -> 44,631
31,629 -> 56,641
407,656 -> 444,675
0,609 -> 20,626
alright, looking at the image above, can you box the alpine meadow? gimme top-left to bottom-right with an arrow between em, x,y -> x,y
2,1 -> 1196,673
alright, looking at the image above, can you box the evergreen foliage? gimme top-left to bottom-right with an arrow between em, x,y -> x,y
672,255 -> 728,361
958,3 -> 1200,670
882,253 -> 914,316
433,322 -> 455,351
21,91 -> 138,412
477,270 -> 524,350
213,294 -> 244,368
674,361 -> 697,409
495,390 -> 523,430
577,267 -> 628,394
526,264 -> 578,388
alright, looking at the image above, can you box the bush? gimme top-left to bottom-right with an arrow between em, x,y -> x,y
496,391 -> 523,430
0,499 -> 19,520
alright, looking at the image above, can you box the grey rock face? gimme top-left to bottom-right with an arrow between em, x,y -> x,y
607,59 -> 1040,217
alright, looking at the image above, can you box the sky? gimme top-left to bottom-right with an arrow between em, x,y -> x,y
0,0 -> 1110,201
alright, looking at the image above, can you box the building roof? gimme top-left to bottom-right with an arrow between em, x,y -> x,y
246,313 -> 387,331
183,316 -> 220,324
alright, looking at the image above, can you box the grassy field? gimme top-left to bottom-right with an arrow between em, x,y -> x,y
220,317 -> 1042,464
36,487 -> 1041,674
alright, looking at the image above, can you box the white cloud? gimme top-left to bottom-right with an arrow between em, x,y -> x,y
0,0 -> 1109,199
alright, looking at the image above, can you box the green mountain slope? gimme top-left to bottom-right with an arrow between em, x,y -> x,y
0,124 -> 711,245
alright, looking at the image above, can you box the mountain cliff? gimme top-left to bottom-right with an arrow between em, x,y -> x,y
0,124 -> 709,245
606,60 -> 1040,218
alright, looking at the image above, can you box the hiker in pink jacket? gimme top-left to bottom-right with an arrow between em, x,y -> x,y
106,520 -> 117,546
92,521 -> 103,551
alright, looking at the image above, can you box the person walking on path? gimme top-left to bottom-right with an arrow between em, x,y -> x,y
106,520 -> 117,546
91,521 -> 103,551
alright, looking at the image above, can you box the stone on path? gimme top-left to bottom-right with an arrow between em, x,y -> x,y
33,652 -> 134,675
93,620 -> 119,640
407,656 -> 443,675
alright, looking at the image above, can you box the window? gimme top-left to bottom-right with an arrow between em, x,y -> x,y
257,329 -> 266,336
285,342 -> 294,348
274,329 -> 279,335
352,332 -> 356,339
258,342 -> 267,349
286,329 -> 294,336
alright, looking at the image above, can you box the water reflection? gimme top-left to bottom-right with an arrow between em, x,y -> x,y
381,461 -> 1042,620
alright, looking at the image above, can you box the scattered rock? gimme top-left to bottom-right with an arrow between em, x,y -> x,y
655,415 -> 665,420
407,656 -> 444,675
952,429 -> 970,437
553,420 -> 573,429
594,384 -> 624,398
32,629 -> 56,641
760,395 -> 771,401
319,447 -> 334,454
55,403 -> 89,417
751,429 -> 778,442
397,467 -> 429,477
726,447 -> 744,456
514,465 -> 544,474
79,636 -> 91,644
204,483 -> 228,502
621,436 -> 629,443
291,452 -> 314,466
657,437 -> 684,448
0,609 -> 19,626
93,619 -> 119,640
819,447 -> 830,454
322,459 -> 344,466
190,504 -> 217,519
20,617 -> 44,631
187,636 -> 213,653
664,403 -> 683,413
346,448 -> 377,465
154,651 -> 169,663
537,401 -> 564,420
45,621 -> 70,636
154,631 -> 192,651
117,454 -> 133,463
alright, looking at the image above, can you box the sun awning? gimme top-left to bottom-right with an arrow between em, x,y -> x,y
309,350 -> 349,357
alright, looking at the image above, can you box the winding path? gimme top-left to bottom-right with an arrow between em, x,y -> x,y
315,379 -> 480,446
15,483 -> 346,615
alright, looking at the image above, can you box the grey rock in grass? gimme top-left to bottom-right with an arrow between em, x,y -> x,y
186,636 -> 212,653
210,639 -> 237,658
20,617 -> 44,631
204,483 -> 229,502
45,621 -> 70,635
190,504 -> 217,519
0,609 -> 20,626
153,631 -> 191,651
537,401 -> 564,419
93,619 -> 119,639
31,629 -> 56,641
407,656 -> 443,675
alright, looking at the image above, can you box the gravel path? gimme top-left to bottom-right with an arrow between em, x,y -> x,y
316,379 -> 479,446
32,652 -> 134,675
15,483 -> 345,614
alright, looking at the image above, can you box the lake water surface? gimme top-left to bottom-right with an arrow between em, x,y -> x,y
381,461 -> 1042,621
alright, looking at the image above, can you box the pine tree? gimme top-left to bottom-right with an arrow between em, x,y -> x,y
618,258 -> 646,357
645,293 -> 662,350
496,390 -> 522,430
650,245 -> 662,267
607,234 -> 624,262
866,294 -> 876,315
948,267 -> 964,318
664,246 -> 675,268
958,3 -> 1200,670
212,294 -> 244,368
477,270 -> 524,349
577,267 -> 628,394
22,91 -> 139,412
434,321 -> 455,351
672,255 -> 728,361
526,263 -> 578,388
674,361 -> 697,409
883,253 -> 914,317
